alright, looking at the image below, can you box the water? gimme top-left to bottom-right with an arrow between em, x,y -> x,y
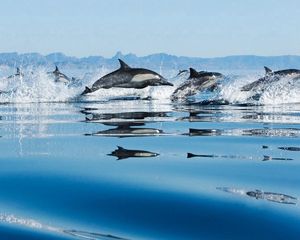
0,67 -> 300,239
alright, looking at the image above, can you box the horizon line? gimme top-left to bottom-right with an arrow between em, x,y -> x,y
0,51 -> 300,60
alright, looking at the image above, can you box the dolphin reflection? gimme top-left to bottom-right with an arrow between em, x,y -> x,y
217,187 -> 297,205
187,153 -> 293,161
278,146 -> 300,151
108,146 -> 159,160
86,124 -> 164,138
83,111 -> 170,123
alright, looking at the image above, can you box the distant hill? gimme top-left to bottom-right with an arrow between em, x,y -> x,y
1,51 -> 300,70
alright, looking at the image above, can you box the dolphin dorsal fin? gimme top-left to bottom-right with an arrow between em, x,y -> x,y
16,67 -> 20,74
117,146 -> 124,150
264,66 -> 273,75
54,66 -> 59,72
118,59 -> 131,70
189,68 -> 200,79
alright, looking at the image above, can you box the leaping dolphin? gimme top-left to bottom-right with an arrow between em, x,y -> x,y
171,68 -> 223,100
81,59 -> 173,95
48,66 -> 71,84
241,66 -> 300,92
7,67 -> 24,79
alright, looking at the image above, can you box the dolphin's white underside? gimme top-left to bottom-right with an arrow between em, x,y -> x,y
131,74 -> 160,82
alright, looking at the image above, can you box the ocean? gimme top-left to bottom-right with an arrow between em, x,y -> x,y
0,66 -> 299,239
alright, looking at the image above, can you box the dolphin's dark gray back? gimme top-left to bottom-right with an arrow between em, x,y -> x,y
84,59 -> 172,94
241,67 -> 300,92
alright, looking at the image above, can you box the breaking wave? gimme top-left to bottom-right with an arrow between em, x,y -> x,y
0,66 -> 300,105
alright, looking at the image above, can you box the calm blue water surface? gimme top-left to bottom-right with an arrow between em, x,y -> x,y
0,100 -> 300,239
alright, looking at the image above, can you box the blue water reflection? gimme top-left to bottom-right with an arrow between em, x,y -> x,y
0,101 -> 299,239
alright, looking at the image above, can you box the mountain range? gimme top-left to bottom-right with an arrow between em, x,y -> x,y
1,51 -> 300,70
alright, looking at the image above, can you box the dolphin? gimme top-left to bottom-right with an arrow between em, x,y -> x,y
175,69 -> 189,77
108,146 -> 159,160
81,59 -> 173,95
241,66 -> 300,92
7,67 -> 24,79
48,66 -> 70,84
171,68 -> 223,100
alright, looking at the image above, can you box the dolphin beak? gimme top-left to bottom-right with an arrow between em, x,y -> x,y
160,79 -> 174,86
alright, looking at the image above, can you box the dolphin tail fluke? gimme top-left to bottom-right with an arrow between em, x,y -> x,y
81,86 -> 92,95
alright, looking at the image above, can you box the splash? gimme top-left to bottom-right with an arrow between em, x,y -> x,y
1,66 -> 300,105
219,74 -> 300,105
0,67 -> 80,103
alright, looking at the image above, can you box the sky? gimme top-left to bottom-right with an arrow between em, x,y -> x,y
0,0 -> 300,57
